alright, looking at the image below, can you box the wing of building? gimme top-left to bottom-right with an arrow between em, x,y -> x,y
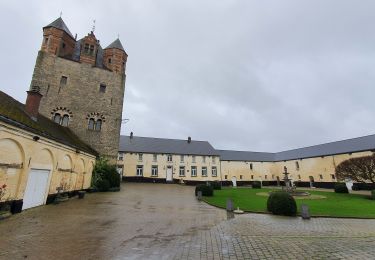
117,134 -> 375,189
0,90 -> 97,212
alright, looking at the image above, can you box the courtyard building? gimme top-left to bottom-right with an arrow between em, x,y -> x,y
119,134 -> 375,189
117,134 -> 221,184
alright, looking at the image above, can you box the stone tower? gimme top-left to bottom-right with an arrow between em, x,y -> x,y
30,17 -> 128,160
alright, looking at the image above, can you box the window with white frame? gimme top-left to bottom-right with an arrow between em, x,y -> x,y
180,155 -> 184,163
192,155 -> 196,163
212,167 -> 217,177
136,165 -> 143,176
138,153 -> 143,161
167,154 -> 172,162
202,156 -> 206,163
179,166 -> 185,177
191,166 -> 197,177
117,165 -> 123,176
151,166 -> 158,177
153,154 -> 157,162
118,153 -> 124,161
202,167 -> 207,177
212,156 -> 216,164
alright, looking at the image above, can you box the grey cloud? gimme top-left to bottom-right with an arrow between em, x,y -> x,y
1,0 -> 375,153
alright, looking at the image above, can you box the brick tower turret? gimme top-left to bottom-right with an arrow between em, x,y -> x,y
30,17 -> 128,161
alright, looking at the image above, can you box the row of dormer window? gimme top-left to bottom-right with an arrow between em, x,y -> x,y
118,153 -> 217,164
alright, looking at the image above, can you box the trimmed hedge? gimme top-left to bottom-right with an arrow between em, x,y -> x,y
210,181 -> 222,190
334,183 -> 349,194
252,181 -> 262,189
195,184 -> 214,196
267,191 -> 297,216
371,190 -> 375,200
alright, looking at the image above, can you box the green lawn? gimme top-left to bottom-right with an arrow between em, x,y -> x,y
202,187 -> 375,218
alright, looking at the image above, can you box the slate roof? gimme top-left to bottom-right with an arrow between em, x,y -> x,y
217,150 -> 275,162
105,39 -> 125,51
218,134 -> 375,161
0,91 -> 97,156
119,136 -> 219,156
43,17 -> 74,39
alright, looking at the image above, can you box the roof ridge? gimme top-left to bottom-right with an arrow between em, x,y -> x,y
121,135 -> 209,143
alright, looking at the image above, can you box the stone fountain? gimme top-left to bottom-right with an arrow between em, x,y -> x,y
282,166 -> 309,196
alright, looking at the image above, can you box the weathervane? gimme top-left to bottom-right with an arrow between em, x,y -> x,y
92,19 -> 96,32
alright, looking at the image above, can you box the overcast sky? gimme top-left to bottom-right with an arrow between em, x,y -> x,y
1,0 -> 375,152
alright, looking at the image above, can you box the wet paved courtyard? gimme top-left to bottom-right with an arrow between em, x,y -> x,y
0,183 -> 375,259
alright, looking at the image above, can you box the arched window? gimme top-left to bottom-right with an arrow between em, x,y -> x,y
88,118 -> 95,130
95,119 -> 102,131
61,115 -> 69,126
53,113 -> 61,124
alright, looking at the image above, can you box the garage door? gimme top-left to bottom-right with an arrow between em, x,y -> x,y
22,169 -> 50,210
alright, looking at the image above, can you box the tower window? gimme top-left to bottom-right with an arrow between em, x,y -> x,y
53,113 -> 61,124
60,76 -> 68,85
62,42 -> 66,49
84,44 -> 89,54
89,45 -> 94,55
53,113 -> 69,127
95,119 -> 102,131
44,37 -> 49,44
88,118 -> 95,130
99,84 -> 106,93
108,58 -> 112,64
61,115 -> 69,127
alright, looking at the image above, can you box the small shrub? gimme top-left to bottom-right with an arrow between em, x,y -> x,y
267,191 -> 297,216
252,181 -> 261,189
334,183 -> 349,193
195,184 -> 214,196
371,190 -> 375,200
210,181 -> 222,190
106,168 -> 121,188
97,179 -> 110,192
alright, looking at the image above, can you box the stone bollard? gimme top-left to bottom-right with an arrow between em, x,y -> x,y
197,191 -> 202,201
226,198 -> 234,212
301,204 -> 311,220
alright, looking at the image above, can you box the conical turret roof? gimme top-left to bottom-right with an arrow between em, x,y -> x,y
43,17 -> 74,39
105,38 -> 125,51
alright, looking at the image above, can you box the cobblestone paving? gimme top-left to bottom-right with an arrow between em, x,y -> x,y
0,183 -> 374,259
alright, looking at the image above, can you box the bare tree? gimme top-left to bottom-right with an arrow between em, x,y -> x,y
335,155 -> 375,183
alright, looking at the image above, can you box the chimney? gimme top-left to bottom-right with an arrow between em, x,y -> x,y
25,86 -> 43,121
187,136 -> 191,143
130,132 -> 133,139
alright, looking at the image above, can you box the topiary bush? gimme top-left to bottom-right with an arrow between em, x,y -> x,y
267,191 -> 297,216
334,183 -> 349,193
252,181 -> 261,189
371,190 -> 375,200
210,181 -> 222,190
195,184 -> 214,196
96,179 -> 110,192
